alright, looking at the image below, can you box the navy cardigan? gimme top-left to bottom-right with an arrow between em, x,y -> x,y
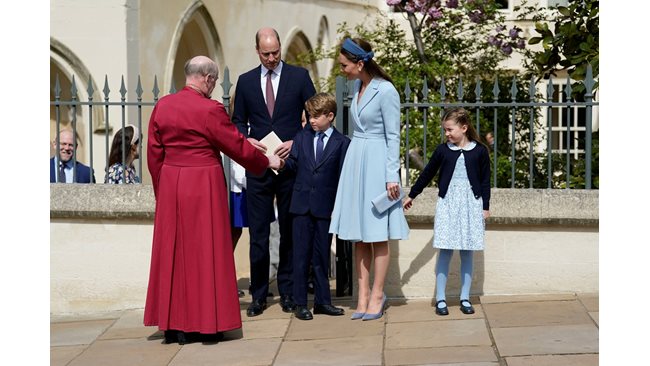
408,142 -> 491,210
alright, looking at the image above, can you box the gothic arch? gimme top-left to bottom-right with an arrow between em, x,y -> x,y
315,16 -> 333,91
165,1 -> 224,94
317,16 -> 330,50
50,38 -> 104,161
284,28 -> 318,83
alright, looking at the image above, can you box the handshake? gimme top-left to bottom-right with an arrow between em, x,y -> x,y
248,136 -> 289,171
267,154 -> 285,171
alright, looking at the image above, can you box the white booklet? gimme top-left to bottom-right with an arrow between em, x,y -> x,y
371,187 -> 406,214
259,131 -> 283,175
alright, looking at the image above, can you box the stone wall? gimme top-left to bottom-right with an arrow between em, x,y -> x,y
50,184 -> 598,317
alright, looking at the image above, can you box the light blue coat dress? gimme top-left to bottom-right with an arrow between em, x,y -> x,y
329,78 -> 410,242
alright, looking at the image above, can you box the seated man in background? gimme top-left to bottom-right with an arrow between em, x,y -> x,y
50,128 -> 95,183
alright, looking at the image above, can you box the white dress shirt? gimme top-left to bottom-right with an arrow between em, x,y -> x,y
313,126 -> 334,157
260,61 -> 283,106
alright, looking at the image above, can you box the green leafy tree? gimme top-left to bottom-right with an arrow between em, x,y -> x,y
295,1 -> 598,188
517,0 -> 599,94
513,0 -> 599,189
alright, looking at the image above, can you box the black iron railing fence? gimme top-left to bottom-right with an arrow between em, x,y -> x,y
334,64 -> 598,190
51,65 -> 598,189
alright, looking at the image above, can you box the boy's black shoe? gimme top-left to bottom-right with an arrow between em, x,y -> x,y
246,299 -> 267,317
280,295 -> 296,313
313,304 -> 345,316
294,306 -> 314,320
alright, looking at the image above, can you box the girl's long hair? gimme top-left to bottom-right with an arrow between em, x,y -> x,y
442,108 -> 488,149
340,38 -> 393,84
108,126 -> 136,167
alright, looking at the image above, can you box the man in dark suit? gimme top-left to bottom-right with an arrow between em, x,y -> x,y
283,93 -> 350,320
50,129 -> 95,183
232,27 -> 316,317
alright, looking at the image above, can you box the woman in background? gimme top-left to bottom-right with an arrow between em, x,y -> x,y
105,124 -> 141,184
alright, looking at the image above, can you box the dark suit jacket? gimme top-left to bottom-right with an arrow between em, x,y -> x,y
284,126 -> 350,219
50,157 -> 96,183
231,62 -> 316,143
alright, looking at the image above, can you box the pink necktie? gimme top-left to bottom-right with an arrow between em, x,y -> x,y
266,70 -> 275,117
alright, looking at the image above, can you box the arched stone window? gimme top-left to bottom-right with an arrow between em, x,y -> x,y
165,1 -> 224,96
284,28 -> 317,85
50,38 -> 104,163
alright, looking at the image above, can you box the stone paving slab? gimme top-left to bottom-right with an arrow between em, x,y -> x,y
50,345 -> 88,366
239,301 -> 292,322
491,323 -> 599,356
384,345 -> 497,365
241,318 -> 290,339
419,363 -> 498,366
577,293 -> 599,312
51,319 -> 115,346
169,338 -> 281,366
67,337 -> 181,366
274,335 -> 383,366
98,309 -> 158,340
50,295 -> 599,365
479,294 -> 576,304
504,354 -> 599,366
482,300 -> 593,328
285,312 -> 384,341
386,319 -> 492,349
387,299 -> 484,323
50,310 -> 125,323
388,363 -> 498,366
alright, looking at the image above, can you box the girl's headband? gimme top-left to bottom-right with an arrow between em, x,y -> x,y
342,38 -> 374,62
126,124 -> 139,146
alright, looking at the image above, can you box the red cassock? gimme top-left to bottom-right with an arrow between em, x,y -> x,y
144,86 -> 268,333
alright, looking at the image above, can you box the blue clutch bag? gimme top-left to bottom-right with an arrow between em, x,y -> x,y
371,187 -> 405,214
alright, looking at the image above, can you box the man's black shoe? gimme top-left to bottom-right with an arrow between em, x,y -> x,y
294,305 -> 313,320
199,332 -> 225,343
163,329 -> 179,344
313,304 -> 345,316
280,295 -> 296,313
246,299 -> 267,317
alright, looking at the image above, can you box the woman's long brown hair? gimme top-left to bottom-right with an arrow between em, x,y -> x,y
108,126 -> 136,167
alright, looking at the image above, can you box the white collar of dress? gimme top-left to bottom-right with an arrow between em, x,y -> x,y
447,140 -> 477,151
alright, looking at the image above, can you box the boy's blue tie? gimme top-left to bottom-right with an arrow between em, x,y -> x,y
315,132 -> 325,163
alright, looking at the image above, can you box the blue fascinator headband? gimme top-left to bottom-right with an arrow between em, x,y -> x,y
342,38 -> 374,62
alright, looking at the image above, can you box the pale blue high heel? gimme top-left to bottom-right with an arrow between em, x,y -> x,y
350,312 -> 365,320
362,293 -> 387,321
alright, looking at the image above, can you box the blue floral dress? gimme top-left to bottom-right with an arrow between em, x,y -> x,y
433,141 -> 484,250
105,163 -> 140,184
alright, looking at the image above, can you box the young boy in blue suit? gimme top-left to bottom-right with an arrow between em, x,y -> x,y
283,93 -> 350,320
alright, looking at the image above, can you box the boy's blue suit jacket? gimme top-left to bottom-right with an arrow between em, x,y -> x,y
284,126 -> 350,219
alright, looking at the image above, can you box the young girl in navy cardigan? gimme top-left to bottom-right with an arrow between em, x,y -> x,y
403,108 -> 491,316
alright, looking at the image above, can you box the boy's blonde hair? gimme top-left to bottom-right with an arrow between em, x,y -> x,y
305,92 -> 337,118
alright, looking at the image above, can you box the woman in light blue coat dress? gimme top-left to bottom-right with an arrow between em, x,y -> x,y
329,38 -> 409,321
